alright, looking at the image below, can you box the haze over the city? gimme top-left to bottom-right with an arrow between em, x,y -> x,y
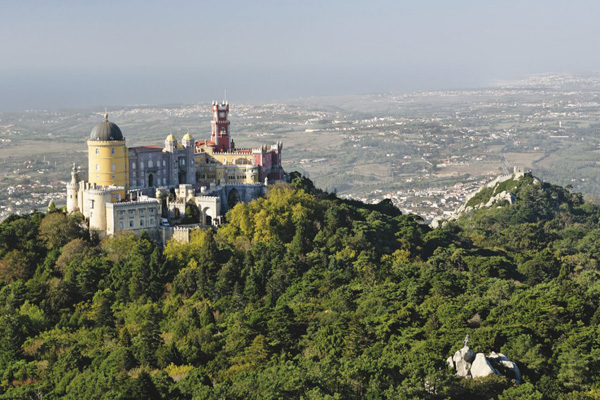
1,0 -> 599,112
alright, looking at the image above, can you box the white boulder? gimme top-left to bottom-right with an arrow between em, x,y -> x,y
470,353 -> 498,378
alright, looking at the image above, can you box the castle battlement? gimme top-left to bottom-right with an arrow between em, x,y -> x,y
174,225 -> 200,231
212,148 -> 254,155
194,195 -> 223,202
107,200 -> 158,208
87,188 -> 120,195
223,183 -> 263,188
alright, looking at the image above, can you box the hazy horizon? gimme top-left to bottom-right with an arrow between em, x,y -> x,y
2,1 -> 599,112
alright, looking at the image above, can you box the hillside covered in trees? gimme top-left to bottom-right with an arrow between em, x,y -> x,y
1,172 -> 600,399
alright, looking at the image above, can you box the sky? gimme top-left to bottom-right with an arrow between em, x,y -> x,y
1,0 -> 599,111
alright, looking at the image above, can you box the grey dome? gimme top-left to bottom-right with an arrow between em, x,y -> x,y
90,114 -> 124,141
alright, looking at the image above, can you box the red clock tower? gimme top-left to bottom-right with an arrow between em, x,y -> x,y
211,100 -> 231,151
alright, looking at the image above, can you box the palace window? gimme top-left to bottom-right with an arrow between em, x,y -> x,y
140,219 -> 144,227
148,160 -> 153,168
96,164 -> 100,171
129,210 -> 135,218
163,160 -> 166,166
95,148 -> 99,155
119,221 -> 123,230
149,218 -> 155,226
129,220 -> 134,228
112,164 -> 116,171
139,209 -> 145,217
119,211 -> 124,219
132,163 -> 136,169
141,162 -> 144,169
111,148 -> 115,155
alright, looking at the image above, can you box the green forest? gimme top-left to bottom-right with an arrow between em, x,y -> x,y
1,172 -> 600,399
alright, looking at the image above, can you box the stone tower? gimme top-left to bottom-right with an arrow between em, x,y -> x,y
87,113 -> 129,198
164,134 -> 178,186
182,132 -> 196,184
66,163 -> 80,213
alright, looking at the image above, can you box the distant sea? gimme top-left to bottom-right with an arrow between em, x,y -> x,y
0,67 -> 495,112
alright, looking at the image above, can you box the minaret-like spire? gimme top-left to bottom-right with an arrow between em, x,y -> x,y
70,163 -> 79,185
104,107 -> 108,121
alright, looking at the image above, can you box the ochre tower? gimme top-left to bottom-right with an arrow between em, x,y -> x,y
210,101 -> 231,151
87,113 -> 129,199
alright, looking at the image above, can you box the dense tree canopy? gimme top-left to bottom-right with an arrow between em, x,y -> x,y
0,173 -> 599,399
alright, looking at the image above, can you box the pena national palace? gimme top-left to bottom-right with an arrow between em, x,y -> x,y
66,100 -> 285,242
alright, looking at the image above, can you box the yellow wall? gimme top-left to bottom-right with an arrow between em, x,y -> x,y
194,150 -> 258,184
87,140 -> 129,195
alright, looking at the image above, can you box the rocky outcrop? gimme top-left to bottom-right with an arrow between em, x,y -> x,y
484,190 -> 516,208
447,338 -> 520,383
431,171 -> 524,228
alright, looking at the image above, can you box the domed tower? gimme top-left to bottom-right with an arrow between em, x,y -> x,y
182,132 -> 193,148
164,134 -> 178,185
87,113 -> 129,194
165,134 -> 177,153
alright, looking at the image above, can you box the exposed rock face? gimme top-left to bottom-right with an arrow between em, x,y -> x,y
431,172 -> 524,228
470,353 -> 498,378
455,358 -> 472,378
448,345 -> 475,378
488,352 -> 521,384
460,345 -> 475,363
447,345 -> 520,383
485,190 -> 516,208
453,350 -> 462,364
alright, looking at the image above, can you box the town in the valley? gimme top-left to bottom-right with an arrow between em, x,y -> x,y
2,73 -> 600,224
